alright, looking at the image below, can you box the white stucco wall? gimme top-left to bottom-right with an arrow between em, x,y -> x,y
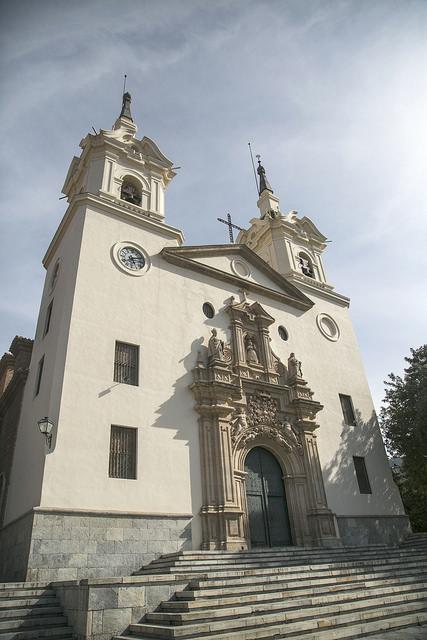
5,210 -> 85,524
6,200 -> 404,539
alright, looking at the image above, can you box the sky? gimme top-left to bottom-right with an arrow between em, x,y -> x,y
0,0 -> 426,411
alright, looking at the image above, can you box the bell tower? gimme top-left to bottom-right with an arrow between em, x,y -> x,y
237,159 -> 334,295
62,91 -> 176,221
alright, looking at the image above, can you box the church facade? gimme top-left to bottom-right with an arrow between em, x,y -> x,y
0,94 -> 409,582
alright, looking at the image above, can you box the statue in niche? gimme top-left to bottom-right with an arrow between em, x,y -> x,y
288,352 -> 303,379
245,336 -> 259,365
231,408 -> 247,442
208,329 -> 224,362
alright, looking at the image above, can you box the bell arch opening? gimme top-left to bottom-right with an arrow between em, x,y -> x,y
120,175 -> 143,206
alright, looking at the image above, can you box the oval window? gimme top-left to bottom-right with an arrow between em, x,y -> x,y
278,326 -> 288,341
203,302 -> 215,319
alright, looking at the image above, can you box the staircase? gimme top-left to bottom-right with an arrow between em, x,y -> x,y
0,583 -> 72,640
116,539 -> 427,640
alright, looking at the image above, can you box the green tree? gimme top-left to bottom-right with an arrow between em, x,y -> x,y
380,345 -> 427,532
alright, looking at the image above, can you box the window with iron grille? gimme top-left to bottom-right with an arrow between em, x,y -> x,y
353,456 -> 372,494
114,341 -> 139,385
109,426 -> 137,479
339,394 -> 356,426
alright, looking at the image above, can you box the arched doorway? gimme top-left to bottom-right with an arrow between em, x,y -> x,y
245,447 -> 292,547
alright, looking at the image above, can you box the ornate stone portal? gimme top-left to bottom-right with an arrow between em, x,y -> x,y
190,299 -> 340,550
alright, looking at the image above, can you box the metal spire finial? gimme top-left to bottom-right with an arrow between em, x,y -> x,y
119,75 -> 133,121
256,155 -> 273,194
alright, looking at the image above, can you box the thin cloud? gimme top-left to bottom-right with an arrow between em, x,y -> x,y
0,0 -> 426,413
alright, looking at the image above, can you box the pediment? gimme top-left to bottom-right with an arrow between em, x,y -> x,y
229,300 -> 275,324
298,216 -> 327,243
139,136 -> 173,168
161,245 -> 313,311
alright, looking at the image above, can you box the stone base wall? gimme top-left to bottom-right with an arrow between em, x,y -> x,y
337,514 -> 411,546
0,510 -> 34,581
0,508 -> 192,583
54,575 -> 190,640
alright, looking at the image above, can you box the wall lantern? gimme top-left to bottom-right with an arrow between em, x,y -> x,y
37,417 -> 54,450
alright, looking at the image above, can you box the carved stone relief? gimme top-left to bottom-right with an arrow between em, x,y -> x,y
190,297 -> 341,550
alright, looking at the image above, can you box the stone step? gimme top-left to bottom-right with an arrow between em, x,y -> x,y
128,601 -> 427,639
0,597 -> 58,609
0,583 -> 71,639
152,545 -> 424,558
162,577 -> 427,611
157,544 -> 389,559
147,586 -> 427,625
0,605 -> 62,620
141,551 -> 427,575
187,561 -> 427,589
0,615 -> 67,631
178,568 -> 427,600
143,550 -> 420,571
0,583 -> 50,591
147,545 -> 414,562
0,629 -> 73,640
0,588 -> 55,600
119,611 -> 427,639
144,558 -> 427,584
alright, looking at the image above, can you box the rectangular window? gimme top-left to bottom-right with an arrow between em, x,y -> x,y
109,426 -> 137,479
34,356 -> 45,396
114,341 -> 139,386
43,300 -> 53,336
339,394 -> 356,426
353,456 -> 372,494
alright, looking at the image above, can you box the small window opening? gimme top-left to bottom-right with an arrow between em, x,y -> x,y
202,302 -> 215,319
44,300 -> 53,337
278,326 -> 288,341
339,394 -> 356,426
35,356 -> 45,396
109,426 -> 137,479
353,456 -> 372,494
114,341 -> 139,386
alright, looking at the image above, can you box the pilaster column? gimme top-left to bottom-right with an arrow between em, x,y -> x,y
289,378 -> 341,547
190,361 -> 246,550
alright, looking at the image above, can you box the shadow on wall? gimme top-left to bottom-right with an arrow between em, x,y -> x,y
323,408 -> 402,515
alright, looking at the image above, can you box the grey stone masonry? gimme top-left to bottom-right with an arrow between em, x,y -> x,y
53,575 -> 190,640
0,508 -> 192,582
0,510 -> 34,581
337,514 -> 410,546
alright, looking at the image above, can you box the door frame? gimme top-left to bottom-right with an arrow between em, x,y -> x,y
235,434 -> 311,549
245,446 -> 292,547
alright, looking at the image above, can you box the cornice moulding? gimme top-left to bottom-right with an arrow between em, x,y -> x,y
286,273 -> 350,307
43,194 -> 184,268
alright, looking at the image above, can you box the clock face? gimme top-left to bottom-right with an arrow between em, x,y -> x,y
118,246 -> 146,271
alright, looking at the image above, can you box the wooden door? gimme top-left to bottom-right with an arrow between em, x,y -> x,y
245,447 -> 292,547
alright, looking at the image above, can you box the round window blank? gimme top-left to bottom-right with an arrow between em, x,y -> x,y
203,302 -> 215,319
316,313 -> 340,341
278,326 -> 289,341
